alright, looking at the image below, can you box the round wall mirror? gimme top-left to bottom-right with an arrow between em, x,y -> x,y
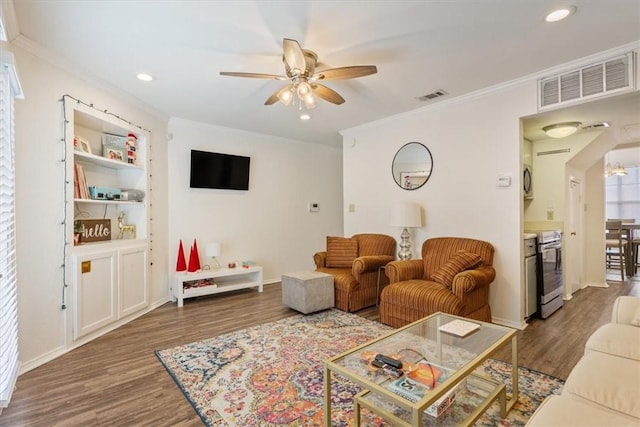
392,142 -> 433,190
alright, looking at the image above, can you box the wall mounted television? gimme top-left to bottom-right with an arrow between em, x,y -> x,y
190,149 -> 251,190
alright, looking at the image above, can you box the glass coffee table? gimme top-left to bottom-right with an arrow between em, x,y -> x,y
324,312 -> 517,426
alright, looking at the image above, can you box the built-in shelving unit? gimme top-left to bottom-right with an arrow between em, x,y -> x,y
63,98 -> 150,343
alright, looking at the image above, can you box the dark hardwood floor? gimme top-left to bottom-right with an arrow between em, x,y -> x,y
1,277 -> 637,426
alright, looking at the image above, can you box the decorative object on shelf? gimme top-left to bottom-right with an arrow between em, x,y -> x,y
187,239 -> 202,273
88,186 -> 122,201
74,136 -> 92,154
176,240 -> 187,272
126,133 -> 137,164
75,219 -> 111,243
117,212 -> 136,239
101,133 -> 128,162
205,242 -> 222,270
390,202 -> 423,260
120,188 -> 145,202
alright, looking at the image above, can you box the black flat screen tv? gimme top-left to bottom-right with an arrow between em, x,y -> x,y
190,149 -> 250,190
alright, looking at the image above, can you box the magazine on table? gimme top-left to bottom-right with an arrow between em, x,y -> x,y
384,360 -> 465,417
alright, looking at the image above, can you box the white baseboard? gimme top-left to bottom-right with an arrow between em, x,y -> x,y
586,282 -> 610,288
491,316 -> 526,330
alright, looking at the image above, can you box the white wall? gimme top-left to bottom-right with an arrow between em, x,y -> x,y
342,83 -> 537,328
524,134 -> 594,225
167,118 -> 343,283
10,43 -> 170,371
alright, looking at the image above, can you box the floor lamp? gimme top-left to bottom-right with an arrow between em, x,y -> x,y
390,202 -> 422,260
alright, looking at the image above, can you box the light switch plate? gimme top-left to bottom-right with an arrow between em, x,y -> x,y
496,174 -> 512,187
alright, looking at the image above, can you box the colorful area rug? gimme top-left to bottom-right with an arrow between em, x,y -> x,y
155,310 -> 563,426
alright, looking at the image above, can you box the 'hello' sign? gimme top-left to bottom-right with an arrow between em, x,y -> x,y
76,219 -> 111,243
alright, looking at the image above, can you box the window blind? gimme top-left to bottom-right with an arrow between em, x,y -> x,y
0,55 -> 20,409
605,166 -> 640,220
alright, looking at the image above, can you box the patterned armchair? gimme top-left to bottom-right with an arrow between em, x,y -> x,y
380,237 -> 496,328
314,234 -> 396,312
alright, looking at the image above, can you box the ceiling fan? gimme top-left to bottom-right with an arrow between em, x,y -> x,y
220,38 -> 377,110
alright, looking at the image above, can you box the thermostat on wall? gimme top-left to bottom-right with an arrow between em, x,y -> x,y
309,202 -> 320,212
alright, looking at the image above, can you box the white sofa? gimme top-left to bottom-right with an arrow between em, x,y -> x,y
526,296 -> 640,427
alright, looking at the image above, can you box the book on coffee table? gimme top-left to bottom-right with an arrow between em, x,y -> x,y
384,361 -> 466,418
438,319 -> 480,337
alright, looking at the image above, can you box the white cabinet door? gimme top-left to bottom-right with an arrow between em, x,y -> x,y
118,244 -> 149,317
73,250 -> 117,340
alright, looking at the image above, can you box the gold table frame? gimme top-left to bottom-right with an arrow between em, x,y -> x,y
324,312 -> 518,426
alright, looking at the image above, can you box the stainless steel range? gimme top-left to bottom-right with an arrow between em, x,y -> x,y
535,230 -> 563,319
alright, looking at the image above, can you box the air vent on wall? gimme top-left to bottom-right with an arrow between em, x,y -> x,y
538,52 -> 636,110
416,89 -> 448,102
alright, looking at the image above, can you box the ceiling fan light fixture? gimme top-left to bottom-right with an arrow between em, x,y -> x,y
303,94 -> 317,109
297,81 -> 311,97
278,88 -> 294,106
542,121 -> 581,138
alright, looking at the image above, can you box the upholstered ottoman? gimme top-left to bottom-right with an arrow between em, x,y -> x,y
282,271 -> 334,314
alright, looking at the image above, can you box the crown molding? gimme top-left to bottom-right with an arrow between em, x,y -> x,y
0,0 -> 20,42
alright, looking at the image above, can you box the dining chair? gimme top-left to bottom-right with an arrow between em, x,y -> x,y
605,220 -> 627,280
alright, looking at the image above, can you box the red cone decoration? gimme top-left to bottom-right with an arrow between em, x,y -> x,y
176,240 -> 187,272
187,239 -> 201,273
192,239 -> 201,271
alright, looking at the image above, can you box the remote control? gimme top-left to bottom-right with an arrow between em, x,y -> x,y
371,359 -> 403,378
374,354 -> 403,369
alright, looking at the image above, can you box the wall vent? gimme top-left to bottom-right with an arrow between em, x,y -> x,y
538,52 -> 636,111
417,89 -> 448,101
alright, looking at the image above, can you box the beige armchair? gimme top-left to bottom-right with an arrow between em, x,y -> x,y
314,234 -> 396,312
380,237 -> 496,328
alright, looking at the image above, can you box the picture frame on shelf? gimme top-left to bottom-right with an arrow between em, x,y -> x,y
103,144 -> 125,162
75,137 -> 92,154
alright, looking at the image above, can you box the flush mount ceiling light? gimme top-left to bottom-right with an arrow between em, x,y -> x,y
136,72 -> 155,82
545,6 -> 577,22
542,121 -> 582,138
299,113 -> 311,121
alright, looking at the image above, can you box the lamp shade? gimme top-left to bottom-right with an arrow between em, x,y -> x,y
205,242 -> 221,257
390,203 -> 422,228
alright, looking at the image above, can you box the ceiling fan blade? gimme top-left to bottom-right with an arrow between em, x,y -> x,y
264,84 -> 294,105
312,83 -> 345,105
220,71 -> 286,80
283,38 -> 306,75
314,65 -> 378,80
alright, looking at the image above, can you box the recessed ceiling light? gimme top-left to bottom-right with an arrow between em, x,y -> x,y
300,113 -> 311,121
136,73 -> 155,82
545,6 -> 576,22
